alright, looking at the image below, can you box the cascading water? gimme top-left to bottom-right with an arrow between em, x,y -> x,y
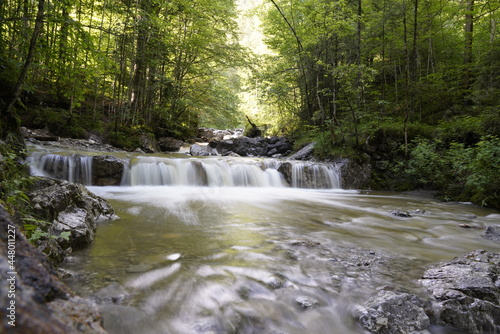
122,157 -> 290,187
29,151 -> 94,185
28,150 -> 341,189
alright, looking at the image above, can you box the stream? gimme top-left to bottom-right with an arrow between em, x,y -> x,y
28,145 -> 500,334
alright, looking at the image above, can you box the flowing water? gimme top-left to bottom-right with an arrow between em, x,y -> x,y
28,146 -> 500,334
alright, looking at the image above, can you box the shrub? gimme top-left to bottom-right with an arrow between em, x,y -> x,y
404,136 -> 500,208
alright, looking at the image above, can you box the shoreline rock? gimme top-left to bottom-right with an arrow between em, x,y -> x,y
0,205 -> 108,333
28,178 -> 118,264
420,249 -> 500,334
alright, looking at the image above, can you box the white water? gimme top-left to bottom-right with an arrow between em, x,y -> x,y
66,185 -> 500,334
28,150 -> 341,189
29,151 -> 93,185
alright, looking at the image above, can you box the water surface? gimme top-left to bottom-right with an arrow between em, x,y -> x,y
63,186 -> 500,334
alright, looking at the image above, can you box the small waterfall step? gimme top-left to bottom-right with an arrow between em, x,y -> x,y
28,152 -> 341,189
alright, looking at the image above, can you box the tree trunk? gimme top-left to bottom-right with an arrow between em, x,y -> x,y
463,0 -> 474,91
1,0 -> 45,147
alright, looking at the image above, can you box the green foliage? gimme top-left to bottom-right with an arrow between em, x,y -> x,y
21,107 -> 96,139
0,145 -> 34,213
403,136 -> 500,208
1,0 -> 246,138
437,115 -> 482,145
23,217 -> 71,243
108,129 -> 141,151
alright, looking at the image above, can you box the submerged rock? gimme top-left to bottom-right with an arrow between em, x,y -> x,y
420,249 -> 500,334
295,296 -> 318,309
357,290 -> 431,334
482,225 -> 500,243
390,210 -> 412,218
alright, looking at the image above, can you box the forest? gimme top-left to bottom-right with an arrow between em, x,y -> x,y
1,0 -> 500,208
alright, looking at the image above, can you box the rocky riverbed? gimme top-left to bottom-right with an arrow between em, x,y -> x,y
1,130 -> 499,333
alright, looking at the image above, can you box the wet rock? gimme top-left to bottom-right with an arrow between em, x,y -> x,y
0,205 -> 107,334
482,225 -> 500,243
126,263 -> 152,273
197,127 -> 221,142
189,144 -> 218,156
48,296 -> 107,333
99,304 -> 147,334
191,161 -> 209,185
266,137 -> 293,157
158,137 -> 184,152
458,223 -> 483,229
92,283 -> 129,305
233,137 -> 267,157
338,158 -> 372,190
29,178 -> 117,263
290,239 -> 321,248
277,162 -> 292,185
420,249 -> 500,334
265,275 -> 285,289
295,296 -> 318,309
390,210 -> 412,218
92,155 -> 125,186
357,290 -> 431,334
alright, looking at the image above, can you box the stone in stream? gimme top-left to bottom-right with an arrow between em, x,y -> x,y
28,177 -> 118,263
357,290 -> 431,334
295,296 -> 318,309
419,249 -> 500,334
482,225 -> 500,243
92,155 -> 126,186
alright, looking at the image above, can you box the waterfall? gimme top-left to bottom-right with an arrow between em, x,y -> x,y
290,162 -> 340,189
28,151 -> 341,189
28,152 -> 93,185
121,157 -> 287,187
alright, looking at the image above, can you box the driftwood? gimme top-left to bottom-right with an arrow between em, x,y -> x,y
245,115 -> 262,138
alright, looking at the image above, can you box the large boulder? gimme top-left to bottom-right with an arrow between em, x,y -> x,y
420,249 -> 500,334
189,144 -> 218,157
28,178 -> 117,261
92,155 -> 125,186
338,158 -> 372,189
158,137 -> 184,152
357,290 -> 431,334
137,134 -> 159,153
0,205 -> 107,334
